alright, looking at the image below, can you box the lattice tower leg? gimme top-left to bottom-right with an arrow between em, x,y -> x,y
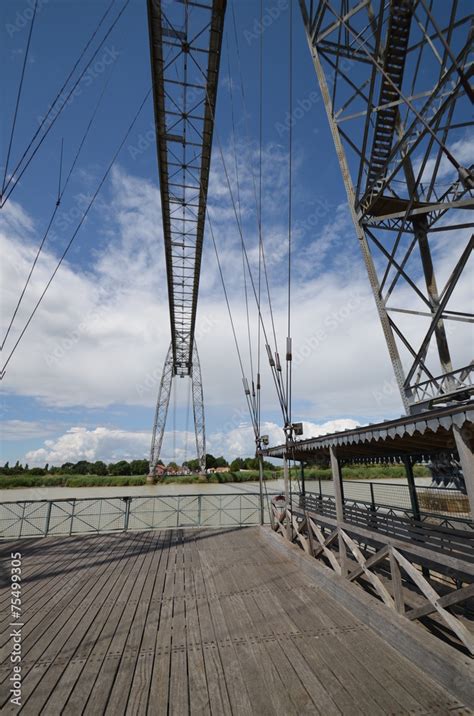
149,342 -> 174,477
191,340 -> 206,474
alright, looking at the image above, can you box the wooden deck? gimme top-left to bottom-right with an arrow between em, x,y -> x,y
0,527 -> 471,715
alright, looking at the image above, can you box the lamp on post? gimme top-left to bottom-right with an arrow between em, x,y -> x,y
256,434 -> 269,525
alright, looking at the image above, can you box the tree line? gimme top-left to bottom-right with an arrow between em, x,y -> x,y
1,455 -> 279,477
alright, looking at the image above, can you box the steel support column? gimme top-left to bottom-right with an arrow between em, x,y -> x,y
299,0 -> 474,413
148,342 -> 174,479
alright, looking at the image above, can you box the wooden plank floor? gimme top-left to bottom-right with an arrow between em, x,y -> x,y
0,527 -> 471,715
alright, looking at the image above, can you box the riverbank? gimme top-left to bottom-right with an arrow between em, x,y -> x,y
0,464 -> 430,489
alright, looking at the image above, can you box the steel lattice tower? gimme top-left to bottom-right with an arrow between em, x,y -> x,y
299,0 -> 473,414
147,0 -> 226,475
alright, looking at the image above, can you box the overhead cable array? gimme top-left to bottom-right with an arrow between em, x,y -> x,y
1,0 -> 131,206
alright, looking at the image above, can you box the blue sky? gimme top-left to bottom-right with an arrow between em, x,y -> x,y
1,0 -> 472,467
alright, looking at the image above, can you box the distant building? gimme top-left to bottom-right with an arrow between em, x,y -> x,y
154,464 -> 166,477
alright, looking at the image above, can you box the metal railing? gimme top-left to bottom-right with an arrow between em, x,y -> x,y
299,492 -> 474,563
306,478 -> 470,519
0,493 -> 266,539
301,479 -> 473,536
408,363 -> 473,403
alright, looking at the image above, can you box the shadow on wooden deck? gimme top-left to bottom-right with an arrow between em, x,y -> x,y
0,526 -> 472,714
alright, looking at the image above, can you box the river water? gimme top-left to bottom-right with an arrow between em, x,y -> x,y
1,477 -> 439,539
0,476 -> 432,503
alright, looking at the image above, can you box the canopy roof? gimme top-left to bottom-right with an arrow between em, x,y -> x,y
265,403 -> 474,464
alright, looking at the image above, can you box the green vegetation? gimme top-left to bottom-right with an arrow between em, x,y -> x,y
296,464 -> 430,481
0,462 -> 430,489
0,454 -> 278,488
0,475 -> 146,488
0,471 -> 278,489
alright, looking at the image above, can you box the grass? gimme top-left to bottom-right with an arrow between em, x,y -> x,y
0,474 -> 149,489
0,464 -> 430,490
298,464 -> 430,481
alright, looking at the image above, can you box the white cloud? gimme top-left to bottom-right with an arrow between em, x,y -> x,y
1,161 -> 392,419
208,418 -> 360,457
25,426 -> 151,466
2,149 -> 472,430
416,136 -> 474,187
24,418 -> 361,466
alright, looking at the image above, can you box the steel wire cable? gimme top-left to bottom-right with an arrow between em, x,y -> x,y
162,33 -> 287,424
1,0 -> 129,205
226,29 -> 256,412
1,69 -> 114,350
172,376 -> 177,464
1,88 -> 151,378
159,3 -> 289,424
257,0 -> 263,407
230,0 -> 280,358
184,377 -> 191,465
2,0 -> 38,196
286,0 -> 294,428
206,210 -> 259,436
188,57 -> 289,423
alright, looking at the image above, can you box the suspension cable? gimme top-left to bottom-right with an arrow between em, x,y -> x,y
1,69 -> 113,351
161,2 -> 289,425
230,0 -> 280,357
1,0 -> 129,205
172,376 -> 177,464
184,377 -> 191,465
226,29 -> 255,407
257,0 -> 263,412
1,88 -> 151,378
286,0 -> 294,428
207,210 -> 259,434
2,0 -> 38,196
57,138 -> 64,202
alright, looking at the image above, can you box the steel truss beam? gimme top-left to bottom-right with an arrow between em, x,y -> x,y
149,340 -> 206,475
148,0 -> 226,377
299,0 -> 473,412
147,0 -> 225,473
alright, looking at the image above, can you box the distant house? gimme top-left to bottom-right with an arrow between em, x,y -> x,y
215,466 -> 230,473
154,464 -> 166,477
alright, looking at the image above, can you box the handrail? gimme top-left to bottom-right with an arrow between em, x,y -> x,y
0,493 -> 268,539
